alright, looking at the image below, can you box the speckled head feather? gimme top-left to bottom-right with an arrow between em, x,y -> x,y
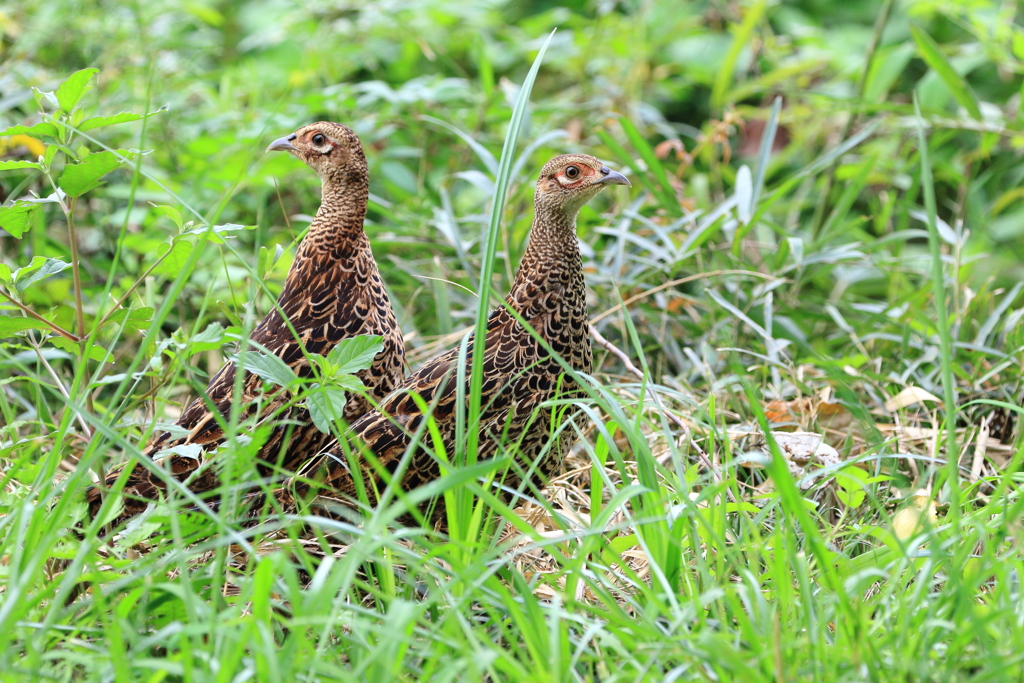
266,121 -> 368,185
534,153 -> 630,214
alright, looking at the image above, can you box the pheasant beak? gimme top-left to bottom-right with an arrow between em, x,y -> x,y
595,166 -> 631,187
266,134 -> 299,154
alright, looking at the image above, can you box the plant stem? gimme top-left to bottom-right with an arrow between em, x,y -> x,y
27,333 -> 92,438
0,288 -> 81,342
64,196 -> 86,341
915,96 -> 960,519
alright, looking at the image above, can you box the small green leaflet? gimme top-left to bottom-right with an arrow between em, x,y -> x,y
50,337 -> 109,361
102,306 -> 154,334
306,385 -> 348,434
306,375 -> 365,433
183,223 -> 252,244
55,67 -> 99,114
79,106 -> 167,132
234,349 -> 298,388
188,322 -> 229,353
151,204 -> 183,229
0,160 -> 42,171
14,257 -> 71,293
150,240 -> 193,277
0,203 -> 40,239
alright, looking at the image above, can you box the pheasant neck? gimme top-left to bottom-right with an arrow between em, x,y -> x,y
298,176 -> 370,260
509,206 -> 582,299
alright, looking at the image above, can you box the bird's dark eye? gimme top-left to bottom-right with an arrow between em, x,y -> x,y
565,165 -> 580,179
311,133 -> 326,146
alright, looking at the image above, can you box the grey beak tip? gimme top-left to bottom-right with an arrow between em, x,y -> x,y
598,167 -> 631,188
266,136 -> 298,154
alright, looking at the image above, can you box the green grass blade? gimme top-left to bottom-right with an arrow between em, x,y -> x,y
459,29 -> 557,538
910,25 -> 982,120
914,93 -> 959,520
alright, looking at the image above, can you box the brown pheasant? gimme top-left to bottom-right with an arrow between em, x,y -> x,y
87,122 -> 406,522
268,154 -> 629,524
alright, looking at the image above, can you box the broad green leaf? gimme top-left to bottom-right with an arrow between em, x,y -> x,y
0,160 -> 42,171
0,317 -> 50,337
235,350 -> 298,388
0,203 -> 40,239
55,68 -> 99,114
0,122 -> 60,139
0,264 -> 10,282
910,25 -> 982,120
326,335 -> 384,375
58,150 -> 130,197
14,257 -> 71,293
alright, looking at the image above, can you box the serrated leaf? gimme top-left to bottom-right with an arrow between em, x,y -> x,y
19,189 -> 66,205
258,244 -> 284,279
55,68 -> 99,113
188,322 -> 228,353
50,336 -> 108,361
14,257 -> 71,293
910,25 -> 982,120
235,349 -> 298,388
0,203 -> 40,238
79,112 -> 140,132
325,335 -> 384,375
103,306 -> 154,333
0,122 -> 60,139
0,317 -> 50,337
0,160 -> 42,171
79,106 -> 167,132
834,466 -> 869,508
183,222 -> 251,244
58,150 -> 130,197
150,240 -> 193,277
306,384 -> 349,433
151,204 -> 183,229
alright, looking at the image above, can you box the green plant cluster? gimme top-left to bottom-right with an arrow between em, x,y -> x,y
1,0 -> 1024,681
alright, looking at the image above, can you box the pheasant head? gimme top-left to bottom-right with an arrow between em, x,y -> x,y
534,153 -> 630,215
266,121 -> 367,185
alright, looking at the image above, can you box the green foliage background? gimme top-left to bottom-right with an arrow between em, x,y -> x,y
2,0 -> 1024,681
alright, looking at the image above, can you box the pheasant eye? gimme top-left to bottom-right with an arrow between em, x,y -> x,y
311,133 -> 326,146
565,165 -> 580,179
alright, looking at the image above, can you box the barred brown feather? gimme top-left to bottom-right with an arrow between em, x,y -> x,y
87,122 -> 406,522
